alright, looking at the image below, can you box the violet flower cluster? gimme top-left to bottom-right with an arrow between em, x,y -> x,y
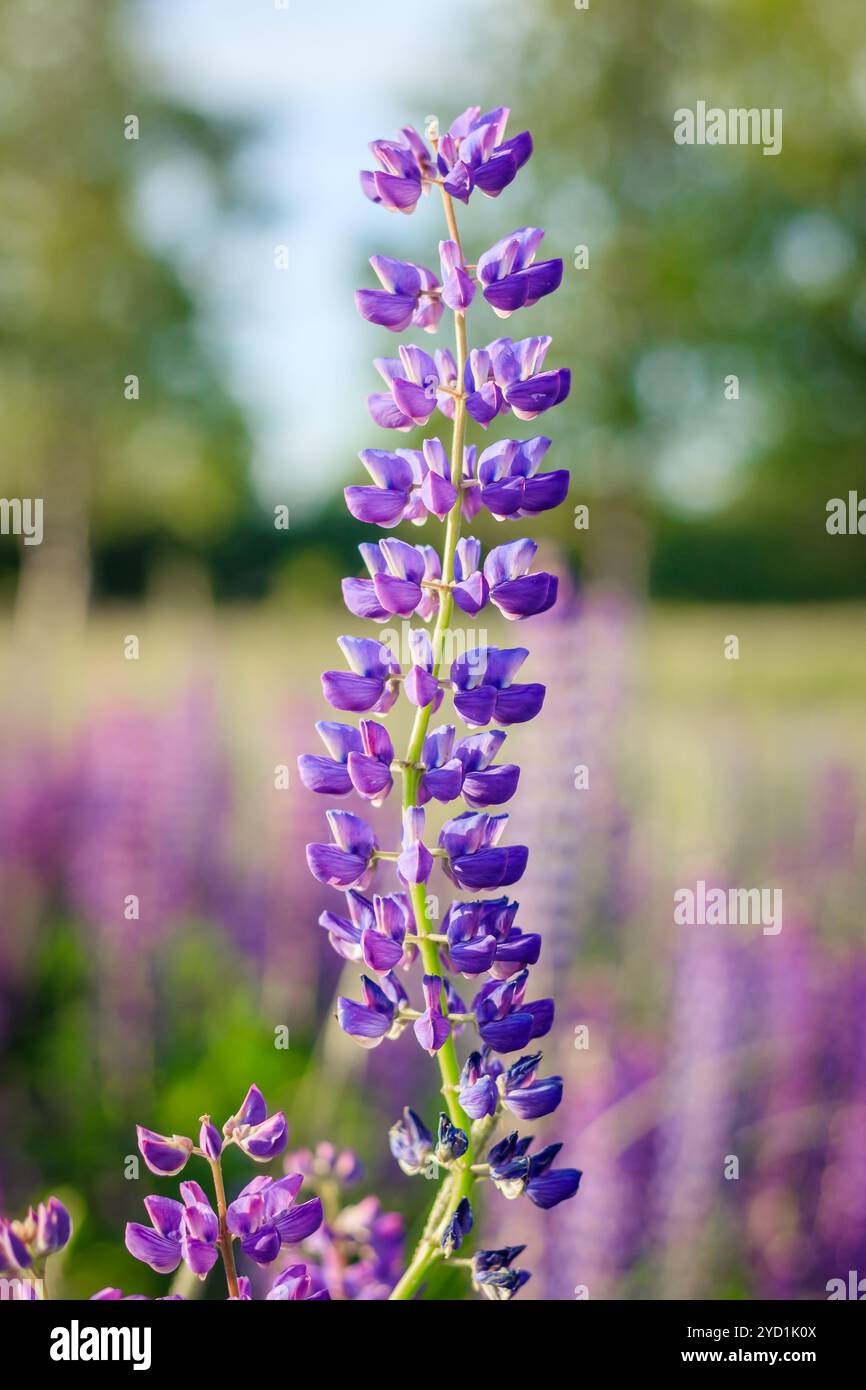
0,1195 -> 71,1299
300,105 -> 581,1300
117,1084 -> 328,1300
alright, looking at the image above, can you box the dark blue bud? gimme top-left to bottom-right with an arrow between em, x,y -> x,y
473,1245 -> 526,1275
440,1197 -> 473,1256
435,1113 -> 469,1164
476,1266 -> 532,1300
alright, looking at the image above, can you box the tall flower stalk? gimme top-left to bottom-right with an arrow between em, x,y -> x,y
302,104 -> 581,1301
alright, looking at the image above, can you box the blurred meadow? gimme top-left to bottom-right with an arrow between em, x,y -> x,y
1,0 -> 865,1300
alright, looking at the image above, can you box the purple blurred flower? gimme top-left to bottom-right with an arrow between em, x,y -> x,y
267,1263 -> 330,1300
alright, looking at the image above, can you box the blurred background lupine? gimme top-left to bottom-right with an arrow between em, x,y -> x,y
1,0 -> 864,1300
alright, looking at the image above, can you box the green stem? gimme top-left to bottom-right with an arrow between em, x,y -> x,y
389,182 -> 477,1303
208,1153 -> 240,1300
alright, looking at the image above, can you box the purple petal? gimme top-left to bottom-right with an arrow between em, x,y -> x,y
297,754 -> 354,797
306,843 -> 371,890
347,751 -> 393,802
274,1197 -> 324,1245
344,485 -> 409,527
413,1009 -> 450,1055
321,670 -> 385,713
493,683 -> 545,725
477,1011 -> 535,1053
337,998 -> 392,1047
125,1224 -> 181,1275
462,764 -> 520,808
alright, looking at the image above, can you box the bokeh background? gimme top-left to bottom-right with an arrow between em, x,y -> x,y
1,0 -> 865,1300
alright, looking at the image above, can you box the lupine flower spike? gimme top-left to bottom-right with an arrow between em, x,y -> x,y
301,103 -> 581,1300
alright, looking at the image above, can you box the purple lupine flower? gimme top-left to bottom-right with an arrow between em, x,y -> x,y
453,731 -> 520,809
439,811 -> 528,891
306,809 -> 378,890
226,1175 -> 323,1264
458,1051 -> 499,1119
222,1084 -> 288,1161
487,1131 -> 581,1208
413,973 -> 450,1055
319,888 -> 415,968
308,102 -> 580,1301
361,893 -> 413,973
450,647 -> 545,727
0,1219 -> 31,1273
416,725 -> 464,805
321,636 -> 400,715
344,439 -> 458,527
477,228 -> 563,318
342,539 -> 440,622
355,255 -> 442,333
488,336 -> 571,421
368,344 -> 442,430
318,888 -> 370,962
126,1186 -> 217,1278
404,629 -> 444,711
135,1126 -> 194,1177
346,720 -> 395,805
451,537 -> 488,615
286,1142 -> 363,1187
360,123 -> 436,213
198,1118 -> 223,1161
436,106 -> 531,203
32,1197 -> 72,1256
500,1052 -> 563,1120
337,971 -> 407,1049
484,539 -> 558,621
397,806 -> 433,886
440,239 -> 475,312
298,721 -> 363,797
267,1264 -> 331,1300
301,1191 -> 404,1300
471,1247 -> 531,1301
469,436 -> 569,521
472,970 -> 553,1053
442,898 -> 526,979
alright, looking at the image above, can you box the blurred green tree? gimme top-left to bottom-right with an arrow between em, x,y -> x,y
0,0 -> 253,616
394,0 -> 866,599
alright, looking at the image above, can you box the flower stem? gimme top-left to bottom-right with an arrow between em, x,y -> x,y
208,1154 -> 240,1300
390,184 -> 477,1302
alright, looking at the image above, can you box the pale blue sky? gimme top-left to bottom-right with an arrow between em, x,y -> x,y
132,0 -> 495,512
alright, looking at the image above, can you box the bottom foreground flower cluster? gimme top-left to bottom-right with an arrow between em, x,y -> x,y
0,1087 -> 408,1301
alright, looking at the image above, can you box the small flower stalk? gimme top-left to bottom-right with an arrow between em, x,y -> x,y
301,104 -> 581,1299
